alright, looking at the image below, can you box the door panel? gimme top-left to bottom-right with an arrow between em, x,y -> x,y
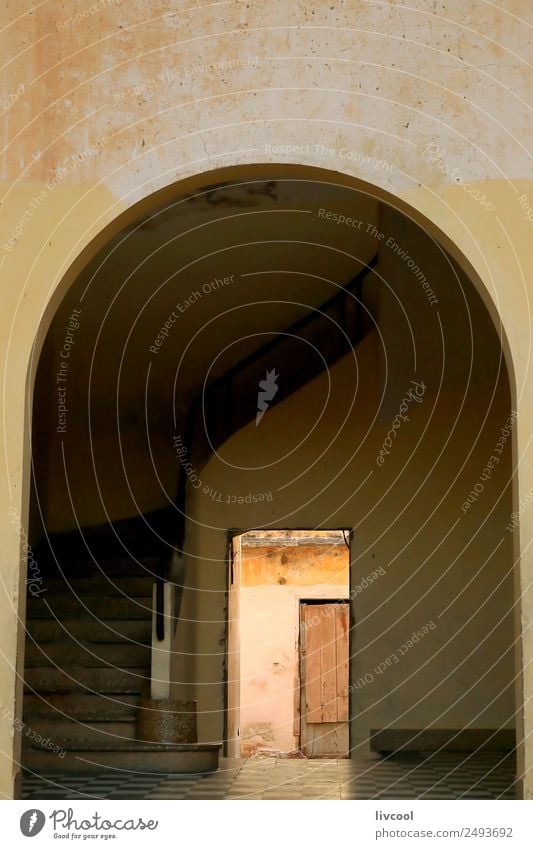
300,602 -> 349,757
335,603 -> 349,721
320,610 -> 338,723
303,605 -> 323,723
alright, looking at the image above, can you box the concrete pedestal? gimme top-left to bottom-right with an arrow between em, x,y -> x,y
137,698 -> 197,744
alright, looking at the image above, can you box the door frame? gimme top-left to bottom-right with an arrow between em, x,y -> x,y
224,528 -> 353,758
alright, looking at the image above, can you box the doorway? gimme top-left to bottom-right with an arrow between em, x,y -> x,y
226,529 -> 350,758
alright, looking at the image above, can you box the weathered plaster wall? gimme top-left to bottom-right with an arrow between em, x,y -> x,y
0,0 -> 531,797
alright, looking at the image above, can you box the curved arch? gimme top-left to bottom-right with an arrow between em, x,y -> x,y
26,163 -> 516,399
14,161 -> 523,798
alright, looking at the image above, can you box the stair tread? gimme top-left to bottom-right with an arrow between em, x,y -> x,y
27,619 -> 152,643
27,595 -> 153,620
37,556 -> 167,577
24,693 -> 140,721
25,667 -> 149,694
40,577 -> 156,595
25,641 -> 150,668
29,739 -> 220,752
22,747 -> 220,774
21,721 -> 138,751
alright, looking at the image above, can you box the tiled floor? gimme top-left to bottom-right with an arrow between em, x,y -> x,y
21,752 -> 516,800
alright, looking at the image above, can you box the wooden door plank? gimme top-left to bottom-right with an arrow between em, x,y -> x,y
335,604 -> 349,722
304,605 -> 323,723
320,605 -> 338,723
299,606 -> 308,754
303,721 -> 349,757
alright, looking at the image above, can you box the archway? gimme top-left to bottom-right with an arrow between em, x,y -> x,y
18,164 -> 521,799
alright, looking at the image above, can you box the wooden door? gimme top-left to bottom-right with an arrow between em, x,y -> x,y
299,602 -> 349,757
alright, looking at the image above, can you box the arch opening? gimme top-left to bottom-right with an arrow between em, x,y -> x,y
21,164 -> 520,799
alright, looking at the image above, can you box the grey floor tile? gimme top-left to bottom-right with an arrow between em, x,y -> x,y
22,753 -> 516,801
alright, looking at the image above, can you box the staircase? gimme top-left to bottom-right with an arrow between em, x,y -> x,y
22,512 -> 220,774
22,532 -> 155,769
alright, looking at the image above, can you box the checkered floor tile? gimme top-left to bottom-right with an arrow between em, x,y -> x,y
21,752 -> 517,800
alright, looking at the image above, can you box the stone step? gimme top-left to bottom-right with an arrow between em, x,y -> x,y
34,508 -> 175,561
27,595 -> 153,620
24,693 -> 140,721
39,555 -> 166,578
25,641 -> 150,669
24,667 -> 149,695
41,576 -> 156,596
21,720 -> 138,750
27,618 -> 152,644
22,743 -> 221,774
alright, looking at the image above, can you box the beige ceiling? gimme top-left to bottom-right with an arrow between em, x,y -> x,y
42,176 -> 380,416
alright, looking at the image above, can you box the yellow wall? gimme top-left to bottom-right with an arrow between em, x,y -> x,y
177,292 -> 514,752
